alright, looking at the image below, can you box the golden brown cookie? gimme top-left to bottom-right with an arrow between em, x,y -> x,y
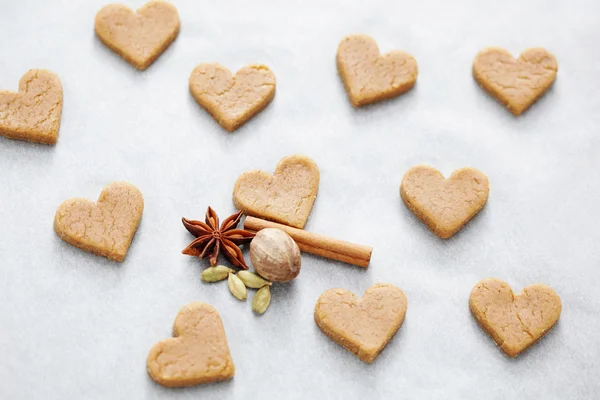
233,155 -> 319,229
147,302 -> 235,387
0,69 -> 63,145
473,47 -> 558,115
53,182 -> 144,262
400,165 -> 489,239
95,1 -> 180,70
189,63 -> 276,132
337,34 -> 418,107
315,283 -> 407,363
469,278 -> 562,358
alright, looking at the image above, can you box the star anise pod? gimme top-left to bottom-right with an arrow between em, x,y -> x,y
181,207 -> 255,269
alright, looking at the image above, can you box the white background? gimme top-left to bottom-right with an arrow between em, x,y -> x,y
1,0 -> 599,398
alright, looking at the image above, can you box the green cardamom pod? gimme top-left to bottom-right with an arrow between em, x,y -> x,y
201,265 -> 234,282
252,285 -> 271,314
237,271 -> 271,289
227,273 -> 247,301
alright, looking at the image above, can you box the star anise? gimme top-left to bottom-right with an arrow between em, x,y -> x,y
181,207 -> 255,269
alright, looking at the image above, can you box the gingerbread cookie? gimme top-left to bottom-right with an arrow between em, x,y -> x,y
147,302 -> 235,387
314,283 -> 407,363
400,165 -> 489,239
0,69 -> 63,145
95,1 -> 180,70
473,47 -> 558,115
233,155 -> 319,229
469,278 -> 562,358
189,63 -> 276,132
54,182 -> 144,262
337,34 -> 418,107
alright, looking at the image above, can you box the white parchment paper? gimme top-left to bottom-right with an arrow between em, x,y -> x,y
1,0 -> 599,398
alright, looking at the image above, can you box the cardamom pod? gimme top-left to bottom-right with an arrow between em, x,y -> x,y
227,273 -> 247,301
252,285 -> 271,314
201,265 -> 234,282
237,270 -> 271,289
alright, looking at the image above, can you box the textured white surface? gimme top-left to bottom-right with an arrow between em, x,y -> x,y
1,0 -> 599,398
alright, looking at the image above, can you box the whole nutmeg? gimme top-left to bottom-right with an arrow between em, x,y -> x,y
250,228 -> 301,282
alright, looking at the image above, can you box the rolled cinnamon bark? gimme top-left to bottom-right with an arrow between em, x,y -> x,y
243,216 -> 372,268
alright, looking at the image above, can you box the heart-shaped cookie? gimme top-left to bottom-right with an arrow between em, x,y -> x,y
95,1 -> 180,70
400,165 -> 489,239
473,47 -> 558,115
147,302 -> 235,387
189,63 -> 276,132
337,34 -> 418,107
0,69 -> 63,145
233,155 -> 319,229
315,284 -> 407,363
53,182 -> 144,262
469,278 -> 562,358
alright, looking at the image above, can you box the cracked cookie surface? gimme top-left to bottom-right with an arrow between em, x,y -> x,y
0,69 -> 63,145
189,63 -> 276,132
469,278 -> 562,357
147,302 -> 235,387
473,47 -> 557,115
337,34 -> 418,107
95,0 -> 180,70
314,283 -> 407,363
233,155 -> 319,229
400,165 -> 489,239
53,182 -> 144,262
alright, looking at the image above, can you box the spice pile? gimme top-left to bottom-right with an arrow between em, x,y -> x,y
182,207 -> 302,314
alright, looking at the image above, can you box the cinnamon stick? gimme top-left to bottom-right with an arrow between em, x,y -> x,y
243,216 -> 372,268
